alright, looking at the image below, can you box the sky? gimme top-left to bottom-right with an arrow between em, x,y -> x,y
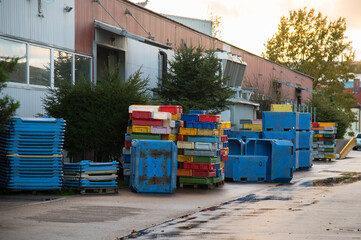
129,0 -> 361,61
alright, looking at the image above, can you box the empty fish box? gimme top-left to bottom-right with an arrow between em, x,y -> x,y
270,104 -> 293,112
193,156 -> 220,163
132,119 -> 163,127
132,111 -> 152,119
130,140 -> 177,193
179,176 -> 212,185
192,169 -> 216,177
171,113 -> 182,120
150,126 -> 171,134
179,127 -> 198,136
186,121 -> 216,129
130,133 -> 162,140
177,141 -> 195,149
187,136 -> 220,143
159,105 -> 183,114
177,155 -> 194,162
194,142 -> 218,151
129,105 -> 159,113
177,168 -> 192,176
197,129 -> 219,136
132,125 -> 151,134
152,112 -> 171,120
184,149 -> 219,157
198,115 -> 221,123
161,134 -> 177,141
181,114 -> 199,122
163,120 -> 176,128
183,162 -> 215,170
189,110 -> 207,115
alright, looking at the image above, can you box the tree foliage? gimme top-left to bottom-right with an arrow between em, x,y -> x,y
263,8 -> 355,89
153,46 -> 234,114
0,58 -> 20,128
209,12 -> 222,38
43,66 -> 149,161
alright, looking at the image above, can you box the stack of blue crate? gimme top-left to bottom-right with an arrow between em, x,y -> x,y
0,117 -> 65,190
262,112 -> 312,170
63,160 -> 118,189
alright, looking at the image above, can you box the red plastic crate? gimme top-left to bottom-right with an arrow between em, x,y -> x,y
132,119 -> 163,127
124,140 -> 131,148
220,148 -> 226,156
199,115 -> 221,123
192,169 -> 216,177
159,106 -> 183,114
178,134 -> 184,141
132,110 -> 152,119
221,135 -> 228,142
221,155 -> 229,161
319,137 -> 335,141
183,162 -> 215,170
311,122 -> 319,128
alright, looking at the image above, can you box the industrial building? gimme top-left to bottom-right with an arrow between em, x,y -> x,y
0,0 -> 313,128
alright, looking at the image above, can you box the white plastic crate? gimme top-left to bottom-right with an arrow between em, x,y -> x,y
194,142 -> 218,151
177,141 -> 195,149
129,105 -> 159,113
163,120 -> 176,128
152,112 -> 171,120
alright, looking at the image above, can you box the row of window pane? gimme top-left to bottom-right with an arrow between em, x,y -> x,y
0,37 -> 91,87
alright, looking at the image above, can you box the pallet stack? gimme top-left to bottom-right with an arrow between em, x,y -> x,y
63,160 -> 118,193
177,110 -> 230,188
311,122 -> 337,160
0,117 -> 65,190
123,105 -> 182,182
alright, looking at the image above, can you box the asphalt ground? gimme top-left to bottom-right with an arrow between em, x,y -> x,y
1,150 -> 361,240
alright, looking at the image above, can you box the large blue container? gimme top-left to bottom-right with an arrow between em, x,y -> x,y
130,140 -> 177,193
296,131 -> 313,149
296,113 -> 311,131
229,130 -> 262,141
225,155 -> 268,182
245,139 -> 293,183
262,112 -> 296,132
297,149 -> 312,168
228,138 -> 244,155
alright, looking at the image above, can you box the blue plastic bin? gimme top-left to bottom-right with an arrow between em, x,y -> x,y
229,130 -> 262,141
296,131 -> 313,149
228,138 -> 244,155
297,149 -> 312,168
262,112 -> 296,132
130,140 -> 177,193
296,113 -> 311,131
225,155 -> 268,182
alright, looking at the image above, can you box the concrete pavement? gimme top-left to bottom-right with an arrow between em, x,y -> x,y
1,150 -> 361,240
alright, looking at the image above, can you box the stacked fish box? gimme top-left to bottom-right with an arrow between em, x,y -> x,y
63,160 -> 118,193
295,113 -> 313,169
311,122 -> 337,160
177,110 -> 230,188
243,119 -> 262,131
262,112 -> 312,170
0,117 -> 65,190
123,105 -> 182,182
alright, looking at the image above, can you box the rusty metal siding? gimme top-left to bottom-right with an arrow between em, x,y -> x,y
75,0 -> 313,102
0,0 -> 75,50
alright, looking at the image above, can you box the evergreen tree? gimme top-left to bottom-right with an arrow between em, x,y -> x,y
0,58 -> 20,128
153,46 -> 234,114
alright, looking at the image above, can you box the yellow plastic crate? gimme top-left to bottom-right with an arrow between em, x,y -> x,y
319,122 -> 336,127
132,125 -> 151,133
244,124 -> 262,129
218,129 -> 223,136
179,127 -> 198,135
220,161 -> 224,168
177,155 -> 194,163
225,121 -> 231,129
171,113 -> 182,120
177,141 -> 195,149
324,154 -> 336,159
161,134 -> 177,141
197,129 -> 219,136
224,147 -> 229,155
314,134 -> 323,138
270,104 -> 293,112
220,122 -> 227,129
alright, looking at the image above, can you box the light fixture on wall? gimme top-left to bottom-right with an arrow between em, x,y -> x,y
64,6 -> 73,12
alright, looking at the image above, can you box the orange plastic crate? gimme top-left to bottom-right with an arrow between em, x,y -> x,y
177,168 -> 192,177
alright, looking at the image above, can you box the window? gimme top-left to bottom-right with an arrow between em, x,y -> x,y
0,38 -> 27,84
75,55 -> 91,83
29,45 -> 51,86
54,50 -> 73,87
158,51 -> 167,80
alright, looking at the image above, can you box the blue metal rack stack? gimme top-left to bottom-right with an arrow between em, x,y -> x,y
63,160 -> 118,190
0,117 -> 65,190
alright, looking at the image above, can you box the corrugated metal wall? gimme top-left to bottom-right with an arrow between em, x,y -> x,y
0,0 -> 75,50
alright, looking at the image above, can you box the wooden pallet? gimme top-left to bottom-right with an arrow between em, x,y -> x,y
64,187 -> 118,195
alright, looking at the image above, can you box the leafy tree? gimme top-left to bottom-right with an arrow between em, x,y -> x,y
153,46 -> 234,114
263,8 -> 357,138
43,66 -> 149,161
0,58 -> 20,128
263,8 -> 355,89
209,12 -> 222,38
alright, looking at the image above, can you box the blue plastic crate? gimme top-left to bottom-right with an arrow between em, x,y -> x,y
186,121 -> 216,129
125,134 -> 131,141
297,149 -> 312,168
229,130 -> 262,141
123,163 -> 130,169
262,112 -> 296,132
181,114 -> 199,122
187,136 -> 220,143
296,131 -> 313,149
123,154 -> 131,163
189,110 -> 207,115
223,129 -> 231,135
130,140 -> 177,193
216,168 -> 222,177
296,113 -> 311,131
215,162 -> 221,170
245,139 -> 293,183
225,155 -> 268,182
228,138 -> 244,155
63,161 -> 118,172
